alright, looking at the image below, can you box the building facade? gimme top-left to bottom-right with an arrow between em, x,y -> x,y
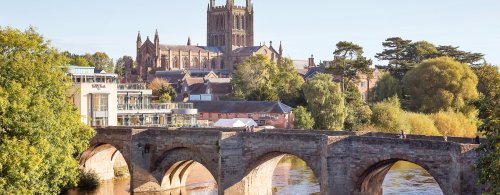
68,66 -> 198,127
126,0 -> 282,82
192,101 -> 294,129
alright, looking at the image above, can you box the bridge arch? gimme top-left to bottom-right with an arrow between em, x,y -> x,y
151,147 -> 219,191
230,150 -> 321,195
79,143 -> 131,181
356,157 -> 446,195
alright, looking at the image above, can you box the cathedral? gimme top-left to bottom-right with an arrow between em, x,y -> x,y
126,0 -> 283,82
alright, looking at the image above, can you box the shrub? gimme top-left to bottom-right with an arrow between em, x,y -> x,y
371,96 -> 409,133
404,112 -> 441,136
431,111 -> 477,137
77,170 -> 100,190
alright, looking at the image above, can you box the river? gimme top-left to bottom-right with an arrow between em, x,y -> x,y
70,156 -> 442,195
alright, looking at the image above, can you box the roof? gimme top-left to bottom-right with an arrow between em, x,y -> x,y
208,82 -> 232,94
303,66 -> 325,79
159,45 -> 223,53
192,101 -> 293,114
232,46 -> 264,54
155,70 -> 190,83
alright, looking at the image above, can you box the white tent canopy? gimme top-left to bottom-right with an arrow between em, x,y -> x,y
214,118 -> 258,128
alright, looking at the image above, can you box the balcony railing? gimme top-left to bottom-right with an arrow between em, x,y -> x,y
118,83 -> 148,90
118,103 -> 194,111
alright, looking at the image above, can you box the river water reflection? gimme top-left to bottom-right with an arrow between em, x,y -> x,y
71,157 -> 442,195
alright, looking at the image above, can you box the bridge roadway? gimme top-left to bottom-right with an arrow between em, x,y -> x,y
80,127 -> 484,195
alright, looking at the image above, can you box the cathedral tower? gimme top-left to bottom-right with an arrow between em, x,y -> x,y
207,0 -> 254,52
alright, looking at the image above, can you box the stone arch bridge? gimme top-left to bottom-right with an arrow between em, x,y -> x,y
82,127 -> 483,195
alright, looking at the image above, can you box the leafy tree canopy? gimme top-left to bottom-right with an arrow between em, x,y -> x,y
371,96 -> 409,134
302,73 -> 346,130
115,56 -> 133,78
376,37 -> 484,79
232,55 -> 304,105
373,72 -> 400,102
327,41 -> 373,91
63,51 -> 114,73
232,55 -> 279,101
403,57 -> 479,114
293,106 -> 315,130
344,82 -> 372,131
148,78 -> 176,102
0,26 -> 94,194
471,63 -> 500,119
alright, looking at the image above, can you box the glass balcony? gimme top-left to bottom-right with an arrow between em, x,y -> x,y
118,83 -> 148,90
117,103 -> 194,111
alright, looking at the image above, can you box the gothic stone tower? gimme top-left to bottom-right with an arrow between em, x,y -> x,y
207,0 -> 254,53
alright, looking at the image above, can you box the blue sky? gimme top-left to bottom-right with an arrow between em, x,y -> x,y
1,0 -> 499,65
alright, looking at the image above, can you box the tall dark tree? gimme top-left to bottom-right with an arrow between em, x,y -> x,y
328,41 -> 373,91
375,37 -> 412,80
115,56 -> 133,78
437,45 -> 484,65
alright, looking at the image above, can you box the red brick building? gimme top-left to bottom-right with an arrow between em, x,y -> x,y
192,101 -> 294,129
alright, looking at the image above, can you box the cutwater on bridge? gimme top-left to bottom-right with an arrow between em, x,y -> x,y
80,127 -> 483,195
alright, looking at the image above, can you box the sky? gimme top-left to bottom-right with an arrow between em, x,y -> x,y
1,0 -> 499,66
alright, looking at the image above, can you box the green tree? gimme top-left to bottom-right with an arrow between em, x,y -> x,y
373,72 -> 400,102
437,45 -> 484,65
232,55 -> 279,101
344,82 -> 372,131
293,106 -> 314,129
371,96 -> 409,134
148,78 -> 176,102
0,27 -> 94,193
375,37 -> 413,80
303,73 -> 346,130
89,52 -> 114,73
471,63 -> 500,119
476,106 -> 500,194
328,41 -> 373,91
376,37 -> 484,79
405,41 -> 439,65
403,57 -> 479,114
275,58 -> 305,107
115,56 -> 132,78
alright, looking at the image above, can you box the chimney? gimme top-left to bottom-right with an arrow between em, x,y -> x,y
308,54 -> 316,68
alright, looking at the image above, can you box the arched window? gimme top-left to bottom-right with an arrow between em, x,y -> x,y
173,56 -> 179,68
236,16 -> 240,30
234,15 -> 237,29
211,59 -> 216,69
241,16 -> 247,30
183,57 -> 190,69
202,57 -> 208,69
241,35 -> 245,46
192,57 -> 200,68
239,16 -> 243,29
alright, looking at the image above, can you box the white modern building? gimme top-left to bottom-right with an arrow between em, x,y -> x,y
67,66 -> 197,127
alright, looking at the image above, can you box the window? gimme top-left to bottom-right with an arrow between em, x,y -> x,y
88,94 -> 109,126
360,81 -> 366,88
218,114 -> 222,119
